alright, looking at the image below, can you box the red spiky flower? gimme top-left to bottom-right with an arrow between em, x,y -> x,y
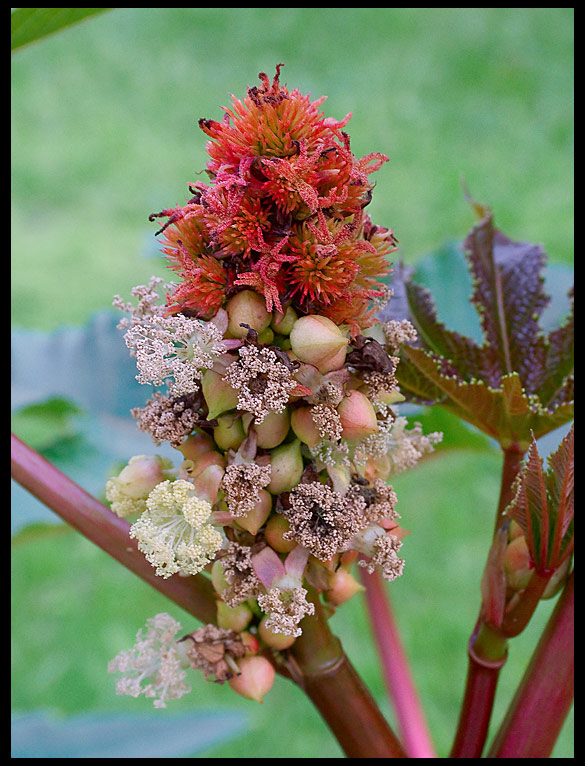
152,65 -> 395,332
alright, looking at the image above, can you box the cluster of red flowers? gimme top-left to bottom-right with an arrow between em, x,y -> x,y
151,65 -> 397,333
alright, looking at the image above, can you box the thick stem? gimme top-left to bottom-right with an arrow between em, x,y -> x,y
487,571 -> 574,758
451,445 -> 525,758
290,587 -> 407,759
360,566 -> 436,758
449,622 -> 508,758
11,433 -> 218,624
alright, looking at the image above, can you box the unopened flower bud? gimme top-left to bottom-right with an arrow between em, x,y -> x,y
226,290 -> 272,339
213,413 -> 246,451
290,406 -> 321,447
235,489 -> 273,535
504,535 -> 533,591
338,390 -> 378,441
211,559 -> 229,595
324,568 -> 365,605
257,326 -> 275,345
178,431 -> 215,462
258,615 -> 297,649
240,631 -> 260,655
217,600 -> 253,632
244,410 -> 290,449
264,513 -> 297,553
290,315 -> 349,372
271,305 -> 298,336
201,369 -> 240,419
114,455 -> 170,499
228,655 -> 275,703
105,455 -> 172,518
267,439 -> 304,494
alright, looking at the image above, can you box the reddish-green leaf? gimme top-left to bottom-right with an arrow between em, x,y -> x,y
505,427 -> 574,572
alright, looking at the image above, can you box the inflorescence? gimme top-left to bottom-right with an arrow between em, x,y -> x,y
107,65 -> 441,706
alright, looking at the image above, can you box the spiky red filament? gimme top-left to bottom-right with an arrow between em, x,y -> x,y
166,251 -> 228,319
199,67 -> 352,176
287,232 -> 359,306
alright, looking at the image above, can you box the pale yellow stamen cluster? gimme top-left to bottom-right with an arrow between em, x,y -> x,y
257,586 -> 315,637
129,479 -> 223,578
107,613 -> 190,708
223,345 -> 296,424
220,462 -> 271,517
354,404 -> 442,474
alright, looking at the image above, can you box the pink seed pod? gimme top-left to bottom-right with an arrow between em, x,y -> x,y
324,568 -> 365,606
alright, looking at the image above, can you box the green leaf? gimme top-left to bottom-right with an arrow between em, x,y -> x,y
399,346 -> 573,450
10,396 -> 82,452
386,207 -> 574,447
11,8 -> 112,52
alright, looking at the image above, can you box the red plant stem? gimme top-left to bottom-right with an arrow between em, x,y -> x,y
11,432 -> 218,624
290,587 -> 407,759
449,641 -> 507,758
359,566 -> 436,758
493,444 -> 525,533
12,433 -> 406,758
451,444 -> 526,758
487,570 -> 574,758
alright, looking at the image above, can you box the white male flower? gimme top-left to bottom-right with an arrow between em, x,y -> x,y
108,613 -> 190,708
130,479 -> 224,578
124,314 -> 227,397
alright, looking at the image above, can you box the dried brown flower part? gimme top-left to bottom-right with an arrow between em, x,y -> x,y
182,624 -> 246,683
220,462 -> 272,517
311,403 -> 343,441
222,345 -> 297,424
381,319 -> 418,354
257,586 -> 315,637
348,478 -> 399,524
132,391 -> 200,447
219,542 -> 262,606
282,482 -> 367,561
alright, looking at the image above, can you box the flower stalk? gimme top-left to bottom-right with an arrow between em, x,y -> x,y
359,564 -> 436,758
289,586 -> 407,758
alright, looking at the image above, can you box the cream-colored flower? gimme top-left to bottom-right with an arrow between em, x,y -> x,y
130,479 -> 223,578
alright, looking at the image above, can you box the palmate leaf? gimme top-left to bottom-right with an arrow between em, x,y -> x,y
398,347 -> 573,450
388,207 -> 574,449
505,425 -> 574,572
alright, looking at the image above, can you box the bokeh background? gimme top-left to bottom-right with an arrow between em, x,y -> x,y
12,8 -> 573,758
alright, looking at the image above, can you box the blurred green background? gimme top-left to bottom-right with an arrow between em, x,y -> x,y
12,8 -> 573,758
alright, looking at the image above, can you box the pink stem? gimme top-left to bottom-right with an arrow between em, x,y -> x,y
11,433 -> 218,625
487,571 -> 574,758
360,564 -> 436,758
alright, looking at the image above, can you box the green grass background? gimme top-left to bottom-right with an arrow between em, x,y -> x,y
12,8 -> 573,758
